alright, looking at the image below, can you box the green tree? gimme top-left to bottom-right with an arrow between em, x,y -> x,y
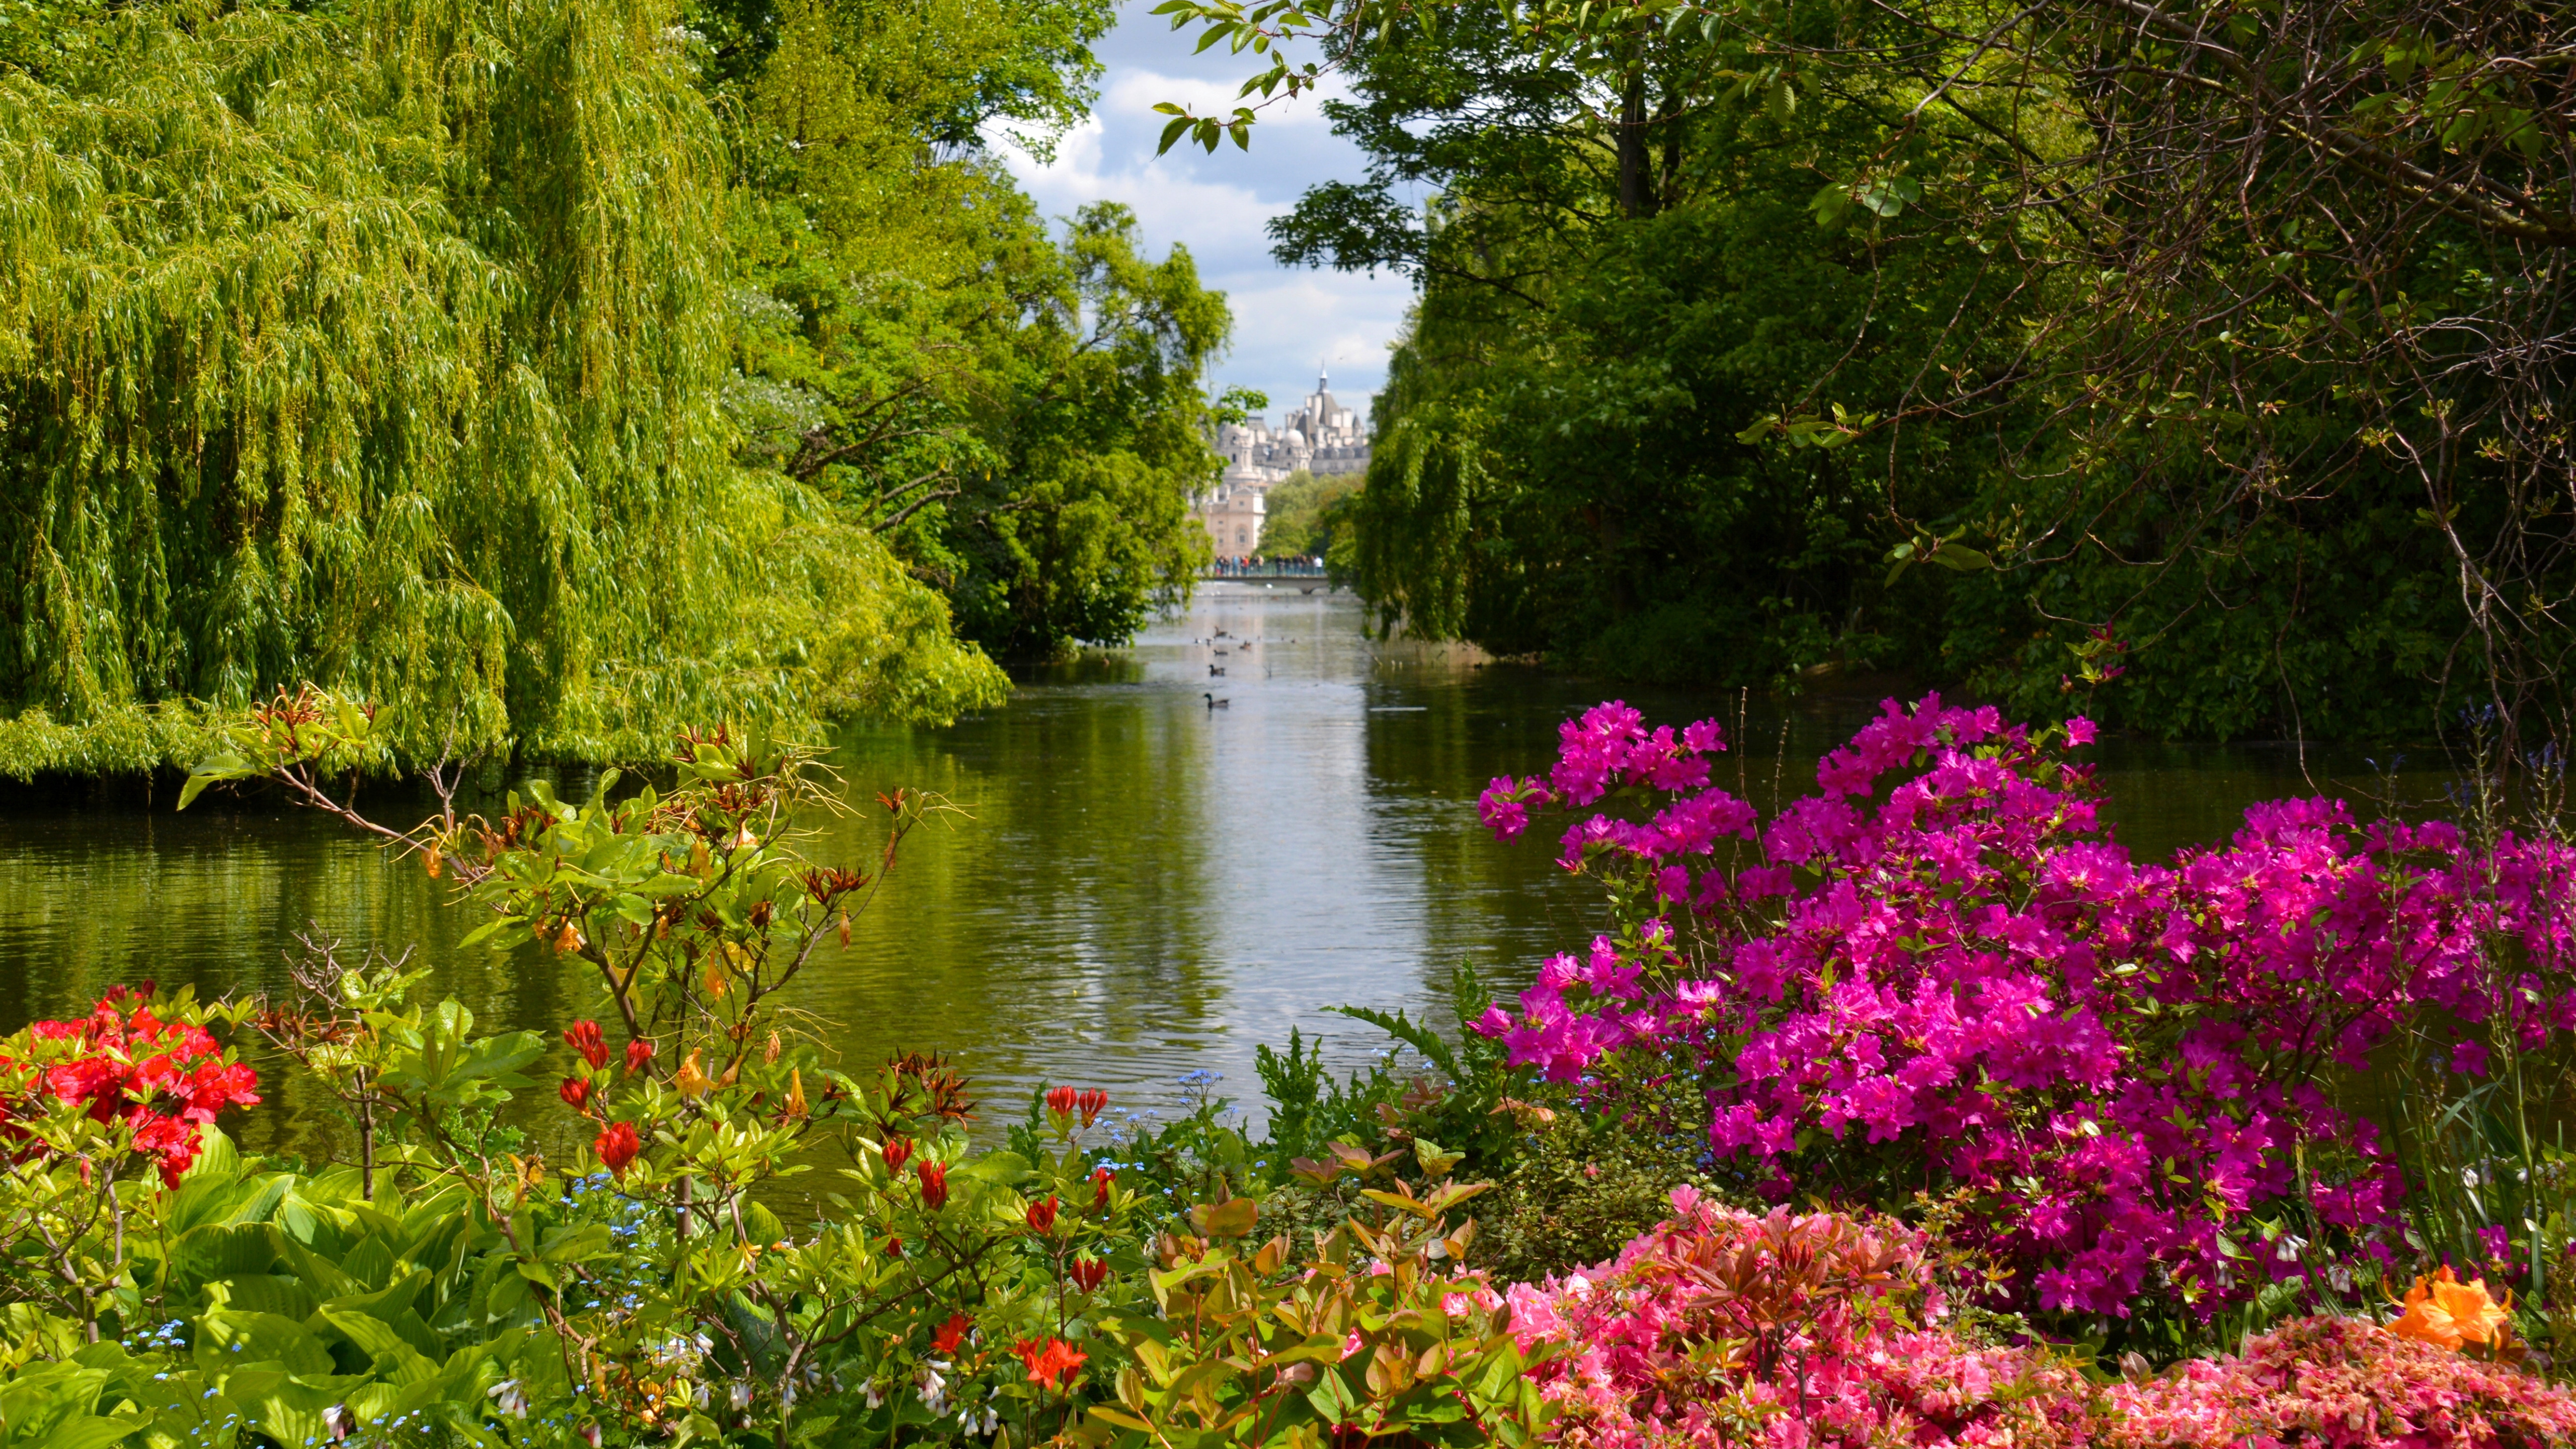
1163,0 -> 2573,744
0,0 -> 1007,777
1260,469 -> 1363,558
1274,1 -> 2009,685
715,0 -> 1227,661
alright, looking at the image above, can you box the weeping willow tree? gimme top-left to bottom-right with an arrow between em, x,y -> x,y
0,0 -> 1007,776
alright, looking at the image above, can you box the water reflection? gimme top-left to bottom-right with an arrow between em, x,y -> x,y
0,584 -> 2445,1153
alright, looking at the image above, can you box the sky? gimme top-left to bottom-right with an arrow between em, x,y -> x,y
989,7 -> 1417,427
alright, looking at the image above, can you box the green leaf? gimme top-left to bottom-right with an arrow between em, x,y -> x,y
538,1224 -> 612,1263
194,1311 -> 336,1375
203,1275 -> 316,1321
175,754 -> 254,811
38,1415 -> 145,1449
952,1151 -> 1031,1185
170,1224 -> 282,1290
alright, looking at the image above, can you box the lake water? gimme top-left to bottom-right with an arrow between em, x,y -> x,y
0,583 -> 2414,1156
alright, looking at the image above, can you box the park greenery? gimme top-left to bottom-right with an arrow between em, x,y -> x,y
1155,0 -> 2575,750
0,0 -> 1228,780
9,689 -> 2576,1446
1246,472 -> 1362,564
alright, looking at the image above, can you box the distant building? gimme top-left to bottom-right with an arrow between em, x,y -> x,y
1193,366 -> 1370,557
1198,476 -> 1266,557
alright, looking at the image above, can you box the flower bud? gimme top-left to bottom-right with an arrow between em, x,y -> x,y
564,1021 -> 611,1070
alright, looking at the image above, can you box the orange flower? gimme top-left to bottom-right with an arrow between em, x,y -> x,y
674,1050 -> 713,1099
2389,1265 -> 2514,1351
1011,1336 -> 1088,1389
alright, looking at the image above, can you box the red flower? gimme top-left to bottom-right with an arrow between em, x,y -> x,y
931,1312 -> 971,1354
1091,1165 -> 1114,1211
565,1021 -> 611,1070
180,1061 -> 260,1123
623,1038 -> 656,1075
917,1160 -> 948,1211
1069,1257 -> 1110,1294
1011,1337 -> 1088,1390
133,1112 -> 202,1186
1076,1088 -> 1108,1126
882,1137 -> 913,1174
559,1077 -> 593,1111
594,1120 -> 641,1178
1045,1084 -> 1077,1115
1025,1195 -> 1059,1233
12,994 -> 260,1187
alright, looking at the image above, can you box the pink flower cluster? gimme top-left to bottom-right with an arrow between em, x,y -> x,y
1477,697 -> 2576,1316
1505,1199 -> 2576,1449
1,984 -> 260,1184
1505,1190 -> 2096,1448
2098,1315 -> 2576,1447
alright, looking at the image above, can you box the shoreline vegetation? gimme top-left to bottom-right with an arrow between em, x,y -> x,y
8,0 -> 2570,788
5,689 -> 2575,1446
7,0 -> 2576,1440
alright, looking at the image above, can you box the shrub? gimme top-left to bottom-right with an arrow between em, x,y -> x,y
1474,696 -> 2576,1325
1476,1098 -> 1722,1286
1507,1199 -> 2576,1449
2099,1315 -> 2576,1447
1505,1192 -> 2099,1448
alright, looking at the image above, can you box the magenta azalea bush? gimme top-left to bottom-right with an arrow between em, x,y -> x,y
1506,1195 -> 2576,1449
1475,696 -> 2576,1317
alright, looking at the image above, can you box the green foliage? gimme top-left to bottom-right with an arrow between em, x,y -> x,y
1254,472 -> 1360,560
717,0 -> 1225,661
1474,1099 -> 1724,1286
0,699 -> 1564,1446
0,0 -> 1006,774
1077,1151 -> 1548,1449
1168,0 -> 2567,744
1304,9 -> 1998,685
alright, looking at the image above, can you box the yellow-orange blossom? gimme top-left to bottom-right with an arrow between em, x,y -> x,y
2388,1266 -> 2513,1351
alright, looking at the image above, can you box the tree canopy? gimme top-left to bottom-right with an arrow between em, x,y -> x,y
0,0 -> 1235,775
1162,0 -> 2574,745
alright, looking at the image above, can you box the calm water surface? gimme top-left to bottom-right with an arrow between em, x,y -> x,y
0,584 -> 2414,1158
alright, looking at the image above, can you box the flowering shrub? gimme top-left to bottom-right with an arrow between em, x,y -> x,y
3,982 -> 259,1186
1506,1190 -> 2097,1448
2098,1315 -> 2576,1447
0,986 -> 266,1346
1475,696 -> 2576,1318
1507,1199 -> 2576,1449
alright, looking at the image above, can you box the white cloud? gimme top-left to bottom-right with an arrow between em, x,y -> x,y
987,31 -> 1415,421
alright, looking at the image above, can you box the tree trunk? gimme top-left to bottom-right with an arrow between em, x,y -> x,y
1618,68 -> 1654,220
